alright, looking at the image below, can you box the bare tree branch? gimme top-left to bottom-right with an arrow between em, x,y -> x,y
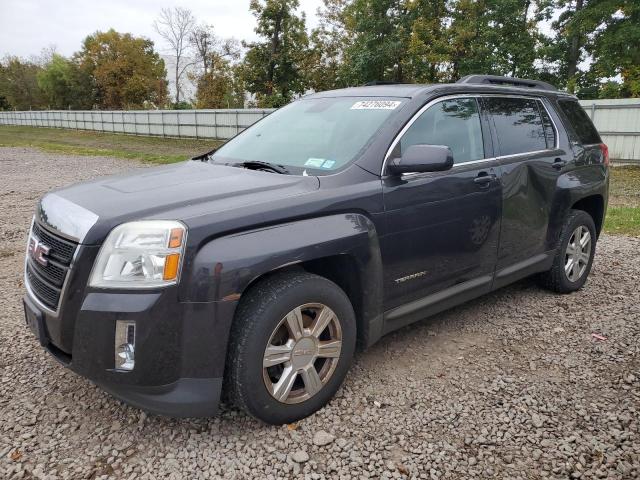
154,7 -> 196,104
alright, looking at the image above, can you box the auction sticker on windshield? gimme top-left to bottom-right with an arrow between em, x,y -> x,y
350,100 -> 401,110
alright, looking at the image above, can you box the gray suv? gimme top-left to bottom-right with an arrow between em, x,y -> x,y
24,75 -> 608,424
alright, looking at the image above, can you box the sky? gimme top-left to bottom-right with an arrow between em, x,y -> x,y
0,0 -> 325,59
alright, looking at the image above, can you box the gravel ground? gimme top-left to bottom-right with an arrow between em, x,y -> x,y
0,146 -> 638,480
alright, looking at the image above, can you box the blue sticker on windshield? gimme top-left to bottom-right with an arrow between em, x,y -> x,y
321,160 -> 336,169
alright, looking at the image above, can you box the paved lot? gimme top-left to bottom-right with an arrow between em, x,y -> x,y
0,147 -> 638,479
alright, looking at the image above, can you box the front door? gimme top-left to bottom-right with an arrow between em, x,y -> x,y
380,96 -> 502,316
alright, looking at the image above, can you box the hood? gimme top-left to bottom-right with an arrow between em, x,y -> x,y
37,160 -> 319,244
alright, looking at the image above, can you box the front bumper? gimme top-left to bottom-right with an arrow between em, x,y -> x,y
23,286 -> 238,417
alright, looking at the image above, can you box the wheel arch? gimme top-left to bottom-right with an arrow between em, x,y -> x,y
182,213 -> 385,349
571,194 -> 605,238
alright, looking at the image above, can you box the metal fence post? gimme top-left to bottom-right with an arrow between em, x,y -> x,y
194,110 -> 199,139
161,111 -> 165,137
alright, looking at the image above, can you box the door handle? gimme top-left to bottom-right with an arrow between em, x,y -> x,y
474,171 -> 496,186
552,158 -> 567,170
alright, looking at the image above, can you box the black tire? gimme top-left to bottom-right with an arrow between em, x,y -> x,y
538,209 -> 597,293
225,270 -> 356,425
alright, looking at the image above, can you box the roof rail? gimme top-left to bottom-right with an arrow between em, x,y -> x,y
457,75 -> 557,91
364,80 -> 402,86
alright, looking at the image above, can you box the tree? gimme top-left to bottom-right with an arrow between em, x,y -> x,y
37,54 -> 94,109
188,24 -> 243,108
242,0 -> 309,107
341,0 -> 414,84
76,30 -> 168,109
588,0 -> 640,97
305,0 -> 352,91
154,7 -> 196,104
0,56 -> 46,110
194,55 -> 244,108
405,0 -> 450,83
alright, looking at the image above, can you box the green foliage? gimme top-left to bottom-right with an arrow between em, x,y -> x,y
303,0 -> 638,98
1,1 -> 638,108
195,57 -> 245,108
241,0 -> 309,107
75,29 -> 168,109
37,54 -> 94,109
0,56 -> 46,110
171,101 -> 194,110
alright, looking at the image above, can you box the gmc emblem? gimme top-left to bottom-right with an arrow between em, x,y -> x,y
28,236 -> 50,267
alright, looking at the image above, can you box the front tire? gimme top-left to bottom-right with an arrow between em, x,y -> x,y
538,209 -> 597,293
225,271 -> 356,425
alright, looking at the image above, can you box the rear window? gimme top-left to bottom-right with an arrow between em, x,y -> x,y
558,100 -> 601,145
538,103 -> 557,149
483,97 -> 548,155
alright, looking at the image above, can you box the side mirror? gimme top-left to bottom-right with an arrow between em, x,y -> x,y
387,144 -> 454,175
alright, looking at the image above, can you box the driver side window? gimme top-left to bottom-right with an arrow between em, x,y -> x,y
398,98 -> 485,164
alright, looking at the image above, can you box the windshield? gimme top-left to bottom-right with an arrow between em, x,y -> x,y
210,97 -> 406,175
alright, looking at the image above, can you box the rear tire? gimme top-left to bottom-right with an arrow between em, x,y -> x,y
225,271 -> 356,425
538,209 -> 597,293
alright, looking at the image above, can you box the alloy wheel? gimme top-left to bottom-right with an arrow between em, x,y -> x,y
565,225 -> 591,282
262,303 -> 342,404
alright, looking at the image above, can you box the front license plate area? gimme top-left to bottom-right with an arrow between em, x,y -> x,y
23,299 -> 48,347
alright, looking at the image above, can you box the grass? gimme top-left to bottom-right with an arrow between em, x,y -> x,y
604,164 -> 640,236
0,125 -> 221,164
0,125 -> 638,235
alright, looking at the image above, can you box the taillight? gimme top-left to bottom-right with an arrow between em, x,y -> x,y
599,143 -> 609,167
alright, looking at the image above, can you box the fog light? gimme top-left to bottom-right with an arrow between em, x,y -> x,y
115,320 -> 135,371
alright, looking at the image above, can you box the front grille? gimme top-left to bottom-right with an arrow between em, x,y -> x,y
26,222 -> 78,311
31,222 -> 76,263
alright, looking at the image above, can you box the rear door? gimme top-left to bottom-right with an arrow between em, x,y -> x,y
381,96 -> 502,314
481,96 -> 564,277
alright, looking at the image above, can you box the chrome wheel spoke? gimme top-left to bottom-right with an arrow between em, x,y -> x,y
263,343 -> 293,368
317,339 -> 342,358
564,226 -> 591,282
271,365 -> 298,402
285,307 -> 305,340
572,259 -> 581,279
310,306 -> 334,338
300,365 -> 323,397
579,230 -> 590,250
263,302 -> 343,404
565,257 -> 575,276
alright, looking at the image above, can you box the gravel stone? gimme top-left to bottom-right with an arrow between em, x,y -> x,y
291,451 -> 309,463
0,147 -> 639,479
313,431 -> 335,446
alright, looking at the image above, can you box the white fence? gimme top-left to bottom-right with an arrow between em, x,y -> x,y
0,100 -> 639,160
579,99 -> 640,162
0,109 -> 274,140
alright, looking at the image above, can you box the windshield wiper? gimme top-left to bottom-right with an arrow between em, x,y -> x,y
233,161 -> 289,174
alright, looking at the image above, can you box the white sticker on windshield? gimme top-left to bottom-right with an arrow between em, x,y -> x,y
351,100 -> 401,110
305,158 -> 325,168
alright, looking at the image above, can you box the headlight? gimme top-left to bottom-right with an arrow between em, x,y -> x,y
89,220 -> 186,289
